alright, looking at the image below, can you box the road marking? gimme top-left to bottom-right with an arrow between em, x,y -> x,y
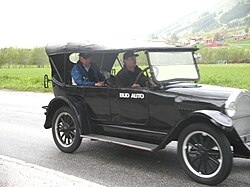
0,154 -> 105,187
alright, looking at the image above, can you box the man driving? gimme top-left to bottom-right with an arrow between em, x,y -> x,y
116,51 -> 147,88
71,53 -> 105,86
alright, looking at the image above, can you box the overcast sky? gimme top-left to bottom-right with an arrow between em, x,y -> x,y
0,0 -> 224,48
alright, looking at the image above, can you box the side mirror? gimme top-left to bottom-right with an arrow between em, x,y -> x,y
44,74 -> 51,88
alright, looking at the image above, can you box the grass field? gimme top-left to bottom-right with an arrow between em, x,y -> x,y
198,64 -> 250,90
0,64 -> 250,92
224,38 -> 250,48
0,68 -> 51,92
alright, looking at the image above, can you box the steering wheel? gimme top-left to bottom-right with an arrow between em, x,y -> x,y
104,74 -> 116,87
134,67 -> 151,86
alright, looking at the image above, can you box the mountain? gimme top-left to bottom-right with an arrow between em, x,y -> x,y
153,0 -> 250,37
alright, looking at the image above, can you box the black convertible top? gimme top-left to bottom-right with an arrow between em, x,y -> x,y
45,41 -> 198,56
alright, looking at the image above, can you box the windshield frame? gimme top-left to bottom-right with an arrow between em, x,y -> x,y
146,50 -> 200,85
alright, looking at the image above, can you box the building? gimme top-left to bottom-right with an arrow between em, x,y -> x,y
233,32 -> 248,40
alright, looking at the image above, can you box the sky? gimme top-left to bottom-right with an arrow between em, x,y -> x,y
0,0 -> 223,48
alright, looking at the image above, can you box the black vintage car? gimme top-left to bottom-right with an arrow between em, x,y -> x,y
43,42 -> 250,185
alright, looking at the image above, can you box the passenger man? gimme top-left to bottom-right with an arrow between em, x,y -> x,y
116,51 -> 147,88
71,53 -> 105,86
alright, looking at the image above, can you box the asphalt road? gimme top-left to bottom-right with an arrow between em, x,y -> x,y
1,90 -> 250,187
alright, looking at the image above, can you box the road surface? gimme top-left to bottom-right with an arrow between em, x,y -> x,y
0,90 -> 250,187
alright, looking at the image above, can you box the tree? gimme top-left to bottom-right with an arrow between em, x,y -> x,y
31,48 -> 48,68
5,48 -> 19,67
0,50 -> 3,68
213,32 -> 223,41
0,47 -> 49,68
245,26 -> 249,33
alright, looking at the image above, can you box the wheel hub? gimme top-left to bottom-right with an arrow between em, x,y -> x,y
198,147 -> 207,156
62,124 -> 70,135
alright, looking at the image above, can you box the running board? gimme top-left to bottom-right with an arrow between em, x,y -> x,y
81,134 -> 159,152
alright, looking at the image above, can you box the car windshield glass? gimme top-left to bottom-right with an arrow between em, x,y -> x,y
148,52 -> 199,82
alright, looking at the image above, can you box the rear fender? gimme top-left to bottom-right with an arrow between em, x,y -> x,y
43,96 -> 90,134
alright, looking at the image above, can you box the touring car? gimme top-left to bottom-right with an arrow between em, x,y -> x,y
43,42 -> 250,185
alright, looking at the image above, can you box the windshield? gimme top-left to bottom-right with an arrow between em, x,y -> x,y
148,52 -> 199,82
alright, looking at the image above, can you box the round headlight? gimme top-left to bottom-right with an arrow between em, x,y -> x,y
225,102 -> 236,117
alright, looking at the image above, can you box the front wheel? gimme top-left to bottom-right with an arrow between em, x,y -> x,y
52,106 -> 82,153
178,123 -> 232,185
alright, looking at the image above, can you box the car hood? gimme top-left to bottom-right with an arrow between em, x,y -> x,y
162,83 -> 242,100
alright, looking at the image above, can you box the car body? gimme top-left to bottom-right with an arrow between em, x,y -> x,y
43,42 -> 250,185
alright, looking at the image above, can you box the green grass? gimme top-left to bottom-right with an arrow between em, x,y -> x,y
198,64 -> 250,90
224,38 -> 250,48
0,68 -> 51,92
226,38 -> 250,44
0,64 -> 250,92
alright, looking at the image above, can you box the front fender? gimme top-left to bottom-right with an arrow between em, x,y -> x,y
191,110 -> 233,129
154,110 -> 233,151
43,96 -> 89,134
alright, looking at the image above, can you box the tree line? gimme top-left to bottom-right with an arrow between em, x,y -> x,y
0,47 -> 49,68
1,46 -> 250,68
198,47 -> 250,64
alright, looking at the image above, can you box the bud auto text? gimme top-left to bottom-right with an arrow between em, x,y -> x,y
119,93 -> 145,99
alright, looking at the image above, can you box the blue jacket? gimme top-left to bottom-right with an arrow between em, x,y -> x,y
71,61 -> 105,86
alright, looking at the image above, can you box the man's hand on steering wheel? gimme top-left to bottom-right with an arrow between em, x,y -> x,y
134,67 -> 150,87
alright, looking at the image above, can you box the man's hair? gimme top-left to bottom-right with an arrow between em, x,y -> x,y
79,53 -> 92,59
123,51 -> 138,60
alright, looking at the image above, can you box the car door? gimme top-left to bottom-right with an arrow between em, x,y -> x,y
83,86 -> 110,122
109,87 -> 149,126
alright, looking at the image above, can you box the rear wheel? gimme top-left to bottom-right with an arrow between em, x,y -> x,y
52,106 -> 82,153
178,123 -> 232,185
